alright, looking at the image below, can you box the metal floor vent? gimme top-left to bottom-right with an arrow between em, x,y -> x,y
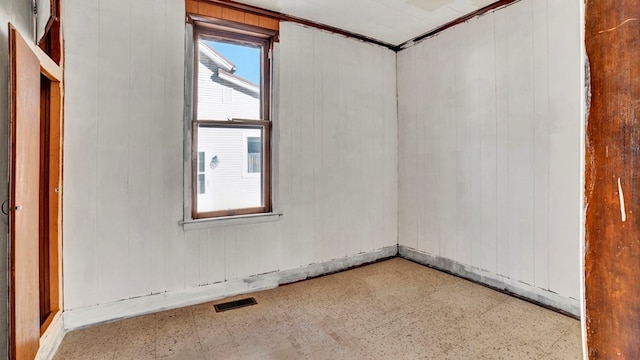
214,297 -> 257,312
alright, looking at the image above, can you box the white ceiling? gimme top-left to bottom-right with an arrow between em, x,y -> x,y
235,0 -> 497,46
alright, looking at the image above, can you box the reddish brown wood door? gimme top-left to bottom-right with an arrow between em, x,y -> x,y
9,26 -> 42,360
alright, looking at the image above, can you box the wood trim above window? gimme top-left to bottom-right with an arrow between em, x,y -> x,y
190,15 -> 278,39
185,0 -> 398,51
186,0 -> 280,32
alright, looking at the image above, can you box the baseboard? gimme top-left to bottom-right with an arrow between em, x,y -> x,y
36,311 -> 65,360
63,245 -> 398,331
273,245 -> 398,284
398,245 -> 581,318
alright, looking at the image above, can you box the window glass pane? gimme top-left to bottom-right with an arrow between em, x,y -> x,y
197,125 -> 263,213
247,137 -> 261,173
197,38 -> 262,120
198,151 -> 205,173
197,173 -> 205,194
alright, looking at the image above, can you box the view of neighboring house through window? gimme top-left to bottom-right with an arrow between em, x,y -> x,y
197,151 -> 206,194
247,136 -> 261,173
193,26 -> 272,218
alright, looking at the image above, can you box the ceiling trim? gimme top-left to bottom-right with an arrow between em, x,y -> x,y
200,0 -> 524,52
198,0 -> 398,50
397,0 -> 523,50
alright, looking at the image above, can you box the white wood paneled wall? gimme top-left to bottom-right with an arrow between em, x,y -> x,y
277,22 -> 397,271
62,0 -> 397,311
397,0 -> 582,301
63,0 -> 186,309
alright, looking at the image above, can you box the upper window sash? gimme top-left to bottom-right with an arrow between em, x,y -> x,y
194,28 -> 272,122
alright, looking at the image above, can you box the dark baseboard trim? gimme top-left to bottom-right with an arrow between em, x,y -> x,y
398,245 -> 581,319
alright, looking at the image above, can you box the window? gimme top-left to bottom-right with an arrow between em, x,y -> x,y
247,136 -> 261,173
197,151 -> 206,194
192,25 -> 274,219
197,174 -> 206,194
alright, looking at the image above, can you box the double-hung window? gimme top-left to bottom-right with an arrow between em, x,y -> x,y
192,24 -> 274,219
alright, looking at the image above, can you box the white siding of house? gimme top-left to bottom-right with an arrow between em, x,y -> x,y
197,127 -> 262,211
397,0 -> 582,301
63,0 -> 397,318
197,61 -> 260,120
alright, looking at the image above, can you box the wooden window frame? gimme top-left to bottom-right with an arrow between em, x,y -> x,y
191,24 -> 274,219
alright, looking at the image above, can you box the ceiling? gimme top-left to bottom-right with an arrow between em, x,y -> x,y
233,0 -> 498,47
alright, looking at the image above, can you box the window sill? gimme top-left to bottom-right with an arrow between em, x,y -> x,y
180,211 -> 283,231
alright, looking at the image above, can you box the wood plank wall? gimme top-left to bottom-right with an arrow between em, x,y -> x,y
397,0 -> 582,301
62,0 -> 397,310
186,0 -> 279,31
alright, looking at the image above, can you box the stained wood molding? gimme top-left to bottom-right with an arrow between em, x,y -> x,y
188,0 -> 527,52
585,0 -> 640,358
398,0 -> 522,49
186,0 -> 397,50
186,0 -> 279,31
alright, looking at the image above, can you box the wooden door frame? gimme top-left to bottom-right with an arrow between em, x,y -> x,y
8,24 -> 64,357
38,62 -> 63,336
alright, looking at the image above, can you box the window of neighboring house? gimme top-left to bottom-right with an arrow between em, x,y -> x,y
247,136 -> 261,173
192,25 -> 273,219
197,151 -> 206,194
